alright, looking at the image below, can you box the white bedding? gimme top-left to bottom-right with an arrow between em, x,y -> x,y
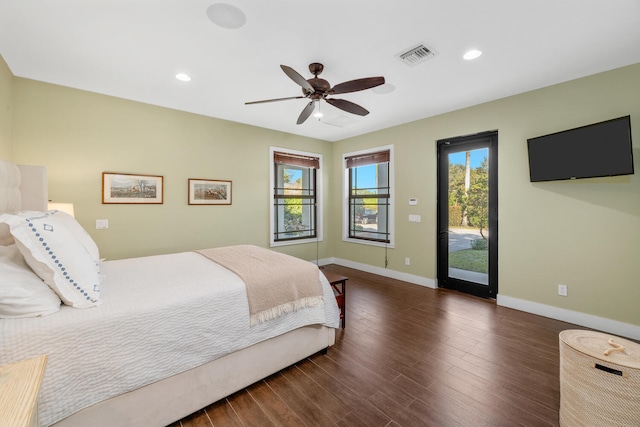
0,251 -> 340,426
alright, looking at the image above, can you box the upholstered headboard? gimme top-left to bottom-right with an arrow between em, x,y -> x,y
0,158 -> 48,213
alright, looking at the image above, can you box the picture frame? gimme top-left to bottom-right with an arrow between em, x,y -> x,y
188,179 -> 232,205
102,172 -> 164,204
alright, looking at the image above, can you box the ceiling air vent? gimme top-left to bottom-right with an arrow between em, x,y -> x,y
323,114 -> 359,128
396,44 -> 436,66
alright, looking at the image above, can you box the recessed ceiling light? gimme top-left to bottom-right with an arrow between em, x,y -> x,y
206,3 -> 246,29
463,49 -> 482,60
175,73 -> 191,82
373,83 -> 395,95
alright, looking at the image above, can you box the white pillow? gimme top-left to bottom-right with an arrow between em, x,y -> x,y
0,223 -> 14,246
0,244 -> 61,318
0,210 -> 101,308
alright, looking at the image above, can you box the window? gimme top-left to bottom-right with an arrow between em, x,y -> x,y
270,148 -> 322,246
343,146 -> 393,245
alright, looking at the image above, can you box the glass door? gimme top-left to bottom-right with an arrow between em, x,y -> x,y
437,131 -> 498,298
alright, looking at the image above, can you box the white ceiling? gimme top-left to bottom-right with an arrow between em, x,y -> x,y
1,1 -> 639,142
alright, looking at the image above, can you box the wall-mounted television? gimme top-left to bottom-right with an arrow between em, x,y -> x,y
527,116 -> 634,182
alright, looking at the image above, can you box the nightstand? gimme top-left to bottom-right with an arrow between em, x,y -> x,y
0,355 -> 48,427
323,272 -> 347,328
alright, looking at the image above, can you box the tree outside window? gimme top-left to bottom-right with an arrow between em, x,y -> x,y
272,150 -> 320,243
345,149 -> 391,244
448,152 -> 489,239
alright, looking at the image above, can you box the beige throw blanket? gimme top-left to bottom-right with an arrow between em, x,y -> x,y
196,245 -> 324,325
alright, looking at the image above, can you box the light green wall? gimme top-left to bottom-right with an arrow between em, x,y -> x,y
5,51 -> 639,328
333,63 -> 640,326
11,78 -> 332,261
0,55 -> 13,159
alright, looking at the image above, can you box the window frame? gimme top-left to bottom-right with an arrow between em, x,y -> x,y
269,146 -> 323,247
342,145 -> 394,248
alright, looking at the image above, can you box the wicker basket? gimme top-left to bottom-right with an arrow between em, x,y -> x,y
559,329 -> 640,426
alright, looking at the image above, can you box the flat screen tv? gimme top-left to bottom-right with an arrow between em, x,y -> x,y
527,115 -> 634,182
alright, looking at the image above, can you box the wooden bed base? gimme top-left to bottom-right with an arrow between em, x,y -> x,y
53,324 -> 335,427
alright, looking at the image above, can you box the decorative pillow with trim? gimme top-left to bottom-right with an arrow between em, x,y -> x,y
0,210 -> 101,308
0,244 -> 61,318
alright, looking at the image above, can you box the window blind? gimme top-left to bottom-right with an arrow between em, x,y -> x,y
345,150 -> 390,168
274,151 -> 320,169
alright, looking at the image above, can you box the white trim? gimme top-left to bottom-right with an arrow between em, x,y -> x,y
321,257 -> 435,288
269,146 -> 323,247
341,144 -> 395,247
340,239 -> 395,249
312,257 -> 334,266
497,295 -> 640,341
270,237 -> 323,248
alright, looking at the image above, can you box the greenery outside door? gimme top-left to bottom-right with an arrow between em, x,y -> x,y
437,131 -> 498,298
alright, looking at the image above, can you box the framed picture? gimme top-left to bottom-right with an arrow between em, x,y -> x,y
102,172 -> 164,204
188,179 -> 232,205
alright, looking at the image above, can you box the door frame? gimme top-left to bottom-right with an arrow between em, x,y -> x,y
436,131 -> 498,298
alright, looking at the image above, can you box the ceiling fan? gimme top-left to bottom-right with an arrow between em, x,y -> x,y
245,63 -> 385,125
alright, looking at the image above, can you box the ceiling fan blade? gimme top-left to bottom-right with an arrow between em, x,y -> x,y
329,76 -> 385,95
281,65 -> 314,93
325,98 -> 370,116
297,101 -> 315,125
245,95 -> 305,105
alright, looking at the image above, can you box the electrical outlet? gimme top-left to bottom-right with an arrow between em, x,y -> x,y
96,219 -> 109,230
558,284 -> 568,297
405,257 -> 410,266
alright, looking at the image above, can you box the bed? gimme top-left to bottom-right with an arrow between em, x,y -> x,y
0,158 -> 340,427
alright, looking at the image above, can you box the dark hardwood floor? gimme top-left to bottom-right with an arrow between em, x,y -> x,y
170,264 -> 582,426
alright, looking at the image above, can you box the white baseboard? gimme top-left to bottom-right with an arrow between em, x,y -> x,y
319,257 -> 436,288
314,257 -> 334,267
316,258 -> 640,341
497,295 -> 640,341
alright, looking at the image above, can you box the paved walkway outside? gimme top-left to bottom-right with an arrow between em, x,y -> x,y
448,227 -> 489,285
448,227 -> 487,252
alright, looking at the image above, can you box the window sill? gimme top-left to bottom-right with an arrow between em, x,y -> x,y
342,237 -> 394,249
270,237 -> 322,248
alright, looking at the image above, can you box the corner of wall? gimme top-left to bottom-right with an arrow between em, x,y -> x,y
0,54 -> 14,160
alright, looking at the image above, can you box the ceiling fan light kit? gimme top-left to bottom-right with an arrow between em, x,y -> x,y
313,102 -> 323,119
246,63 -> 385,125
